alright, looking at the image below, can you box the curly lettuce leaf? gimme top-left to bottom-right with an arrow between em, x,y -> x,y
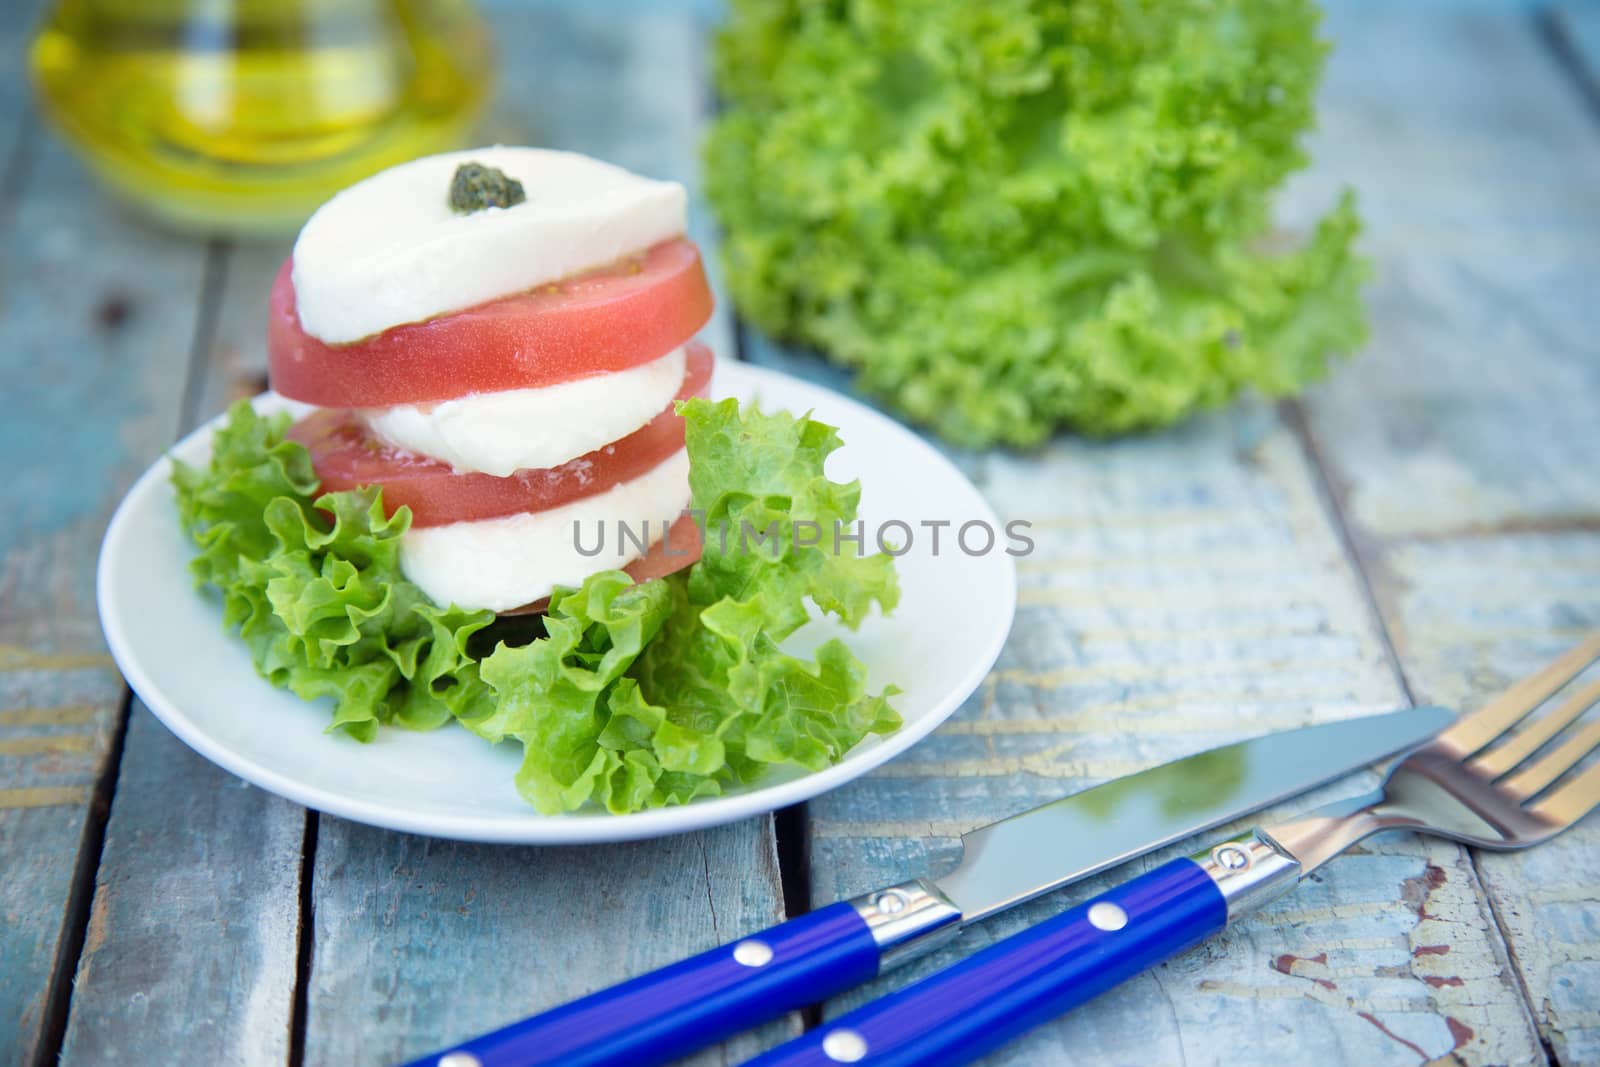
477,398 -> 901,814
175,398 -> 901,814
637,398 -> 900,780
705,0 -> 1368,446
172,402 -> 495,741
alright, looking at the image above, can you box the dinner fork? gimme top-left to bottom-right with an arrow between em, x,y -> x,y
748,635 -> 1600,1067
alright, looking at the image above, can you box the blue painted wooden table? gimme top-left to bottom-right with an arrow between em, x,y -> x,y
3,2 -> 1598,1065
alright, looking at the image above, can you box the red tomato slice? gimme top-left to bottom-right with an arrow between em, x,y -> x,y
268,238 -> 714,407
504,513 -> 703,616
289,343 -> 712,527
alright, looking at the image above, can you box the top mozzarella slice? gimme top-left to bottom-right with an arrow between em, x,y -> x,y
359,346 -> 688,477
291,146 -> 688,345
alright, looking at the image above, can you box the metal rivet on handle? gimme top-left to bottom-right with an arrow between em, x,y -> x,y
822,1028 -> 869,1063
438,1053 -> 482,1067
1087,901 -> 1128,932
873,889 -> 908,915
733,939 -> 774,967
1212,844 -> 1251,871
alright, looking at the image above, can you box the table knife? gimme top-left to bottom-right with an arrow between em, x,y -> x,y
402,706 -> 1450,1067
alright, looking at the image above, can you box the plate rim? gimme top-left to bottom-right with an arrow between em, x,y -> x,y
96,360 -> 1017,844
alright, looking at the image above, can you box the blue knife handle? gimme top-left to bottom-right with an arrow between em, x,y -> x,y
399,901 -> 880,1067
741,858 -> 1227,1067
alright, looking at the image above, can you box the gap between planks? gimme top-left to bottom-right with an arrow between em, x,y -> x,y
288,809 -> 318,1067
1279,400 -> 1417,710
32,689 -> 133,1067
1544,4 -> 1600,125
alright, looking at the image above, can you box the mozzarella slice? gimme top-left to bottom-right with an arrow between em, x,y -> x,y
292,146 -> 687,344
359,347 -> 686,476
399,449 -> 692,612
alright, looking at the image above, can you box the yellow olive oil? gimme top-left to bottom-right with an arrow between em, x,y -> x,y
30,0 -> 492,234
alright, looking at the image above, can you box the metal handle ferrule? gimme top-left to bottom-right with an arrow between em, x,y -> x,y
847,878 -> 963,970
1194,832 -> 1302,920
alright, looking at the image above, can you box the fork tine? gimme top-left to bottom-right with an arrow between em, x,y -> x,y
1439,634 -> 1600,756
1503,718 -> 1600,800
1529,758 -> 1600,827
1475,677 -> 1600,778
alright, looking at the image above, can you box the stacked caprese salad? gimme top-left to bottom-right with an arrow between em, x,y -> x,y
268,146 -> 713,612
173,146 -> 902,815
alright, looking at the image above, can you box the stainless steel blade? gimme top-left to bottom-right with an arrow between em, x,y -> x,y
933,706 -> 1452,921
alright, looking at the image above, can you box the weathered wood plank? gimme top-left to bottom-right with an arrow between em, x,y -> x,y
301,5 -> 793,1064
1294,4 -> 1600,1063
57,707 -> 305,1067
57,233 -> 309,1067
305,816 -> 789,1065
0,123 -> 212,1063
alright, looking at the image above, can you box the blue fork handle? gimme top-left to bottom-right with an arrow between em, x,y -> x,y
399,902 -> 880,1067
741,858 -> 1228,1067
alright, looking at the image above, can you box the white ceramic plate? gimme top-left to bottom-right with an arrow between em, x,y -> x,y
97,361 -> 1015,843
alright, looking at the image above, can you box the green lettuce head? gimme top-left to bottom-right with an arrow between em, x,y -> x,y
705,0 -> 1368,447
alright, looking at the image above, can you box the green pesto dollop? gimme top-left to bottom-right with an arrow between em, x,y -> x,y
449,162 -> 526,214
